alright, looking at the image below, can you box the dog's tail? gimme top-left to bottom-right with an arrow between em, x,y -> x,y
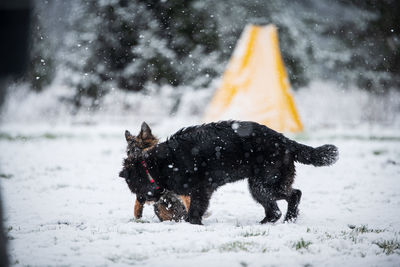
290,141 -> 338,167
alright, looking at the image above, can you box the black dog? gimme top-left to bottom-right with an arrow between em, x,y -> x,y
119,120 -> 338,225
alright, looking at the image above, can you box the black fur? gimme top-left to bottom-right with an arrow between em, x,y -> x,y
120,120 -> 338,225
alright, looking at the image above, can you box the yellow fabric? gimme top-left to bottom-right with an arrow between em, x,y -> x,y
203,24 -> 303,133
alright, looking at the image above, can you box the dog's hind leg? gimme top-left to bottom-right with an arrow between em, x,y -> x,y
259,201 -> 282,224
186,187 -> 212,225
248,178 -> 282,223
283,188 -> 302,222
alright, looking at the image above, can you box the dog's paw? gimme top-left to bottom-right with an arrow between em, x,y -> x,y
186,217 -> 203,225
260,209 -> 282,224
283,217 -> 297,223
259,215 -> 280,224
283,211 -> 299,223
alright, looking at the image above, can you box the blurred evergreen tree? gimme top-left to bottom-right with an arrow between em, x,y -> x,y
64,0 -> 221,107
336,0 -> 400,91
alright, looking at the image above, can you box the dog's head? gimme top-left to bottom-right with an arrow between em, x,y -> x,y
119,158 -> 164,202
124,121 -> 159,157
119,122 -> 162,202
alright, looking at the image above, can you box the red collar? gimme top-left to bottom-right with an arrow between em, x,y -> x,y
140,160 -> 162,191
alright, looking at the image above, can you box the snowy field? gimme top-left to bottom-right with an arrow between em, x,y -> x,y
1,120 -> 400,267
1,82 -> 400,266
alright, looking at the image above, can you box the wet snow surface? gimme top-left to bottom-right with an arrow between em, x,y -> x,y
1,123 -> 400,266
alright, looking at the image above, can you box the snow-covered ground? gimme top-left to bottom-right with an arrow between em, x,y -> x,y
1,121 -> 399,266
1,82 -> 400,266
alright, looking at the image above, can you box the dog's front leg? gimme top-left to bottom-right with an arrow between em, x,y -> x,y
134,198 -> 144,219
180,195 -> 191,211
186,187 -> 212,225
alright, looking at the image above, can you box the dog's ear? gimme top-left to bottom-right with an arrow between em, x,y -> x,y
125,130 -> 134,142
139,121 -> 153,140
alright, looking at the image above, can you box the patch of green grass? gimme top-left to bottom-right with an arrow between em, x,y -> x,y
42,133 -> 58,139
340,225 -> 386,244
242,230 -> 268,237
0,133 -> 32,141
294,238 -> 312,250
0,132 -> 73,141
0,173 -> 13,179
325,232 -> 333,239
125,253 -> 148,262
57,221 -> 71,226
107,255 -> 120,263
372,149 -> 387,156
129,218 -> 150,223
200,247 -> 211,253
0,133 -> 18,141
374,240 -> 400,255
219,241 -> 255,252
348,224 -> 385,234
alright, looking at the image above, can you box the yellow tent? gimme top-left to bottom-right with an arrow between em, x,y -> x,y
203,24 -> 303,133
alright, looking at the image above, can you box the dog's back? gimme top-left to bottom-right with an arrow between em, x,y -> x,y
158,121 -> 337,190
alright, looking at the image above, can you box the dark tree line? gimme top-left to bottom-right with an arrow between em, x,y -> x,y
24,0 -> 400,107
